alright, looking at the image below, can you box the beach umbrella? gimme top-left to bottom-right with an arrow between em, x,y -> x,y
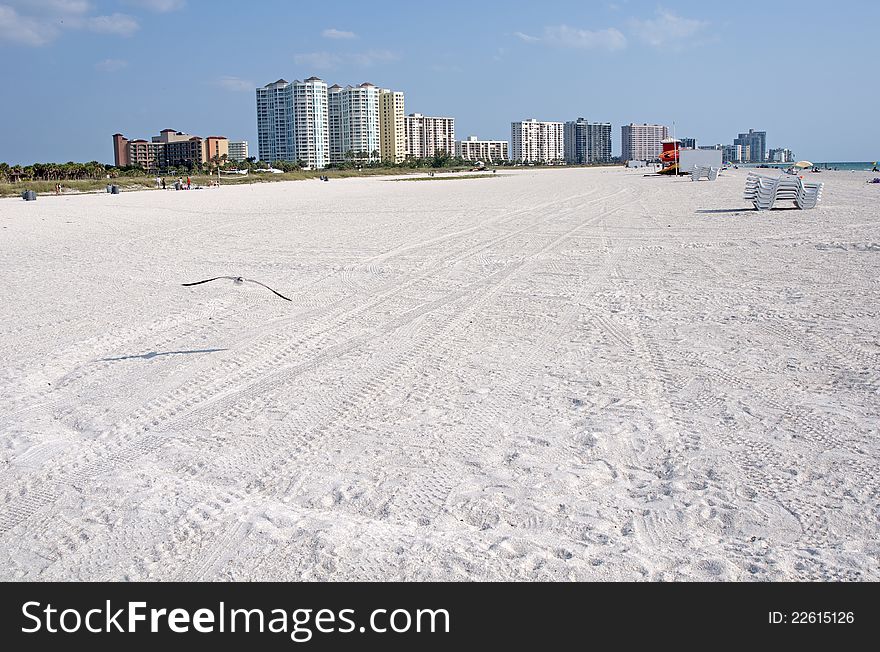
793,161 -> 813,168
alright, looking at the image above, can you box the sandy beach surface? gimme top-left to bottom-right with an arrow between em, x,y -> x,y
1,167 -> 878,581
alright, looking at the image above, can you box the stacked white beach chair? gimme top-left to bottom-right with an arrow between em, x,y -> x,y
691,166 -> 721,181
744,173 -> 824,210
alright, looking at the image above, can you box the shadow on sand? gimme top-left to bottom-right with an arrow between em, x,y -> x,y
696,207 -> 800,214
100,349 -> 227,362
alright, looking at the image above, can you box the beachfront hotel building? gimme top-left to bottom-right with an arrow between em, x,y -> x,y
256,77 -> 329,168
228,141 -> 249,162
328,83 -> 381,164
112,129 -> 228,170
734,129 -> 767,163
117,137 -> 162,169
204,136 -> 230,163
112,134 -> 130,167
405,114 -> 456,159
379,89 -> 406,164
456,136 -> 509,163
511,119 -> 565,164
722,144 -> 750,164
769,147 -> 794,163
563,118 -> 612,164
620,123 -> 669,162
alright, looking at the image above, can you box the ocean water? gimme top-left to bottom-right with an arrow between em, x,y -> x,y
814,162 -> 878,171
743,162 -> 878,171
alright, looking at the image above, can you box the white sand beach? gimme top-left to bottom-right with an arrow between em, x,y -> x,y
1,167 -> 878,581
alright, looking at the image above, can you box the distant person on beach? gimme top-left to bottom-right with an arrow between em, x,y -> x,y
187,176 -> 191,190
161,178 -> 166,190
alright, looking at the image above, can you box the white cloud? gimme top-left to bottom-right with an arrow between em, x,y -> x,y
124,0 -> 186,12
544,25 -> 627,51
13,1 -> 92,14
293,52 -> 338,70
95,57 -> 127,72
87,13 -> 139,36
0,5 -> 56,45
629,9 -> 708,49
293,49 -> 398,71
513,31 -> 539,43
349,49 -> 397,66
215,75 -> 254,92
514,24 -> 627,51
0,1 -> 139,45
322,27 -> 355,40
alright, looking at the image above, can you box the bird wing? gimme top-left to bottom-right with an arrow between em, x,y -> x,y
181,276 -> 236,287
243,278 -> 293,302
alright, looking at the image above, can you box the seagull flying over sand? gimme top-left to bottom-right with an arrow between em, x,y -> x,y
182,276 -> 292,301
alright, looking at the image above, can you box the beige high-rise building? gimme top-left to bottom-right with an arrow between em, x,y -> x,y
456,136 -> 509,162
204,136 -> 230,163
379,89 -> 405,164
405,113 -> 455,159
125,139 -> 163,169
620,123 -> 669,161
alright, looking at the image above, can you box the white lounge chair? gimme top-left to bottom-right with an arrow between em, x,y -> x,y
691,165 -> 721,181
744,173 -> 823,210
796,181 -> 823,209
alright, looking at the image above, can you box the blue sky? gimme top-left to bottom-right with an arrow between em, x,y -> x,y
1,0 -> 878,164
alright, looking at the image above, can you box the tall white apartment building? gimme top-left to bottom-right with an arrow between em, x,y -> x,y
256,79 -> 294,163
228,140 -> 249,162
405,114 -> 456,159
291,77 -> 329,169
621,123 -> 669,161
379,89 -> 406,164
256,77 -> 329,168
328,82 -> 381,164
456,136 -> 509,162
510,119 -> 565,163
